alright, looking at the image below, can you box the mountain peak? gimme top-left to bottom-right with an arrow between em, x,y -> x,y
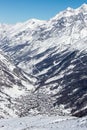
66,7 -> 73,11
51,3 -> 87,21
51,6 -> 74,21
81,3 -> 87,8
79,3 -> 87,12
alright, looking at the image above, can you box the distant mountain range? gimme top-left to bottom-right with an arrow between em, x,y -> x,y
0,4 -> 87,118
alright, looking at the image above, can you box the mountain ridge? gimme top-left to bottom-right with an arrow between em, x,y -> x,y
0,4 -> 87,117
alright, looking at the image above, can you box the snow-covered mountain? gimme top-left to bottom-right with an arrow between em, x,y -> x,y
0,4 -> 87,117
0,50 -> 36,118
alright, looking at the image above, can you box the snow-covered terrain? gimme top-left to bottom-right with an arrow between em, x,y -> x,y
0,50 -> 36,118
0,3 -> 87,118
0,115 -> 87,130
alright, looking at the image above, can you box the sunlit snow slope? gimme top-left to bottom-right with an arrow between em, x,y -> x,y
0,115 -> 87,130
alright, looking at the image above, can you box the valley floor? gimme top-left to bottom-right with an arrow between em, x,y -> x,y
0,115 -> 87,130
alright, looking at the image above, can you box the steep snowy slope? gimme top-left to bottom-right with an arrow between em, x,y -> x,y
0,50 -> 36,118
0,4 -> 87,117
